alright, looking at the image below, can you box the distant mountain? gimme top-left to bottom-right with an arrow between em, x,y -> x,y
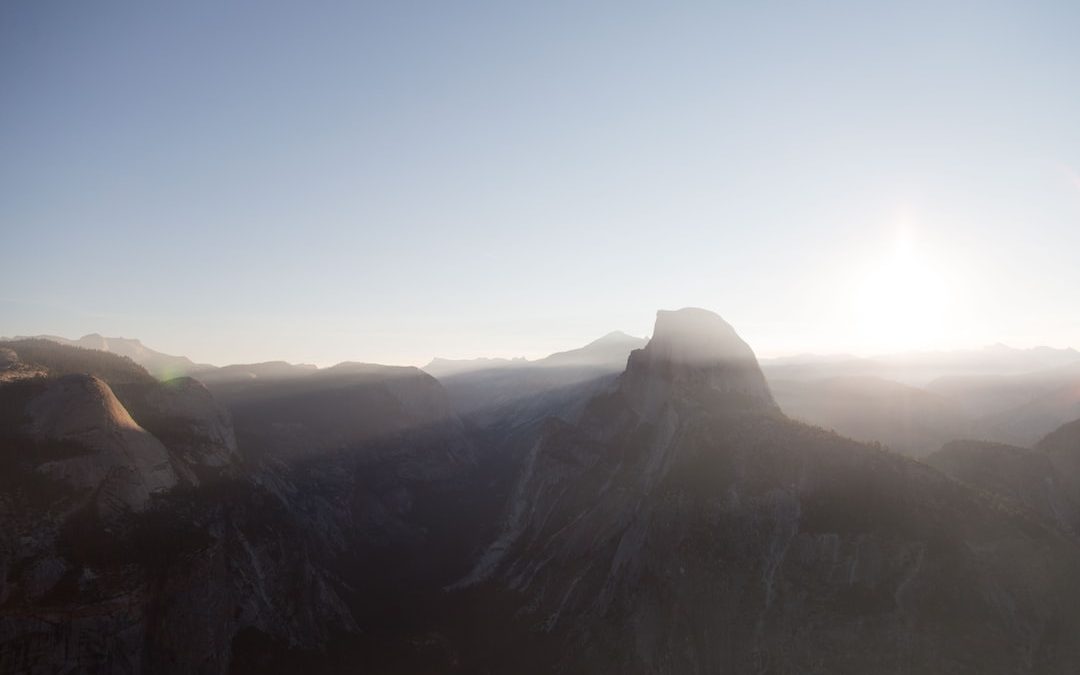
423,331 -> 646,378
538,330 -> 648,368
424,331 -> 646,422
192,360 -> 318,384
423,356 -> 526,379
762,350 -> 1080,455
199,360 -> 467,463
771,375 -> 974,457
763,343 -> 1080,386
5,333 -> 214,379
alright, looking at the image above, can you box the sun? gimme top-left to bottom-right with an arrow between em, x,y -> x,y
853,230 -> 953,353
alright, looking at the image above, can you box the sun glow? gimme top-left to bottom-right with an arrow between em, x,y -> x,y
852,228 -> 955,353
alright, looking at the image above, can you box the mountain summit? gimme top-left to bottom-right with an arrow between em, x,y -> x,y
621,307 -> 776,417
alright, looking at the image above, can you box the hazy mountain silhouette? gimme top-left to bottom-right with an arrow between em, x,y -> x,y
762,344 -> 1080,386
4,333 -> 215,379
765,353 -> 1080,456
425,331 -> 646,426
770,375 -> 974,456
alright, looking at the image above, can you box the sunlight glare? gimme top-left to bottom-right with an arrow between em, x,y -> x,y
854,227 -> 953,353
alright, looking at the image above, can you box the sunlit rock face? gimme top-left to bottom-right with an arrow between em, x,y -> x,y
26,374 -> 178,512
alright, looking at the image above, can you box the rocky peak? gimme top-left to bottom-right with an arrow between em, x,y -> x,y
620,308 -> 776,417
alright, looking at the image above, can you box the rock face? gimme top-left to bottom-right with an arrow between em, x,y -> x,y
26,374 -> 178,512
114,377 -> 239,482
455,309 -> 1080,674
0,341 -> 355,674
620,307 -> 776,419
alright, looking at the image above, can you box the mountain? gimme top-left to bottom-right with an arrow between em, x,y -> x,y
4,333 -> 214,380
191,360 -> 318,384
0,340 -> 357,673
763,355 -> 1080,457
926,439 -> 1077,534
424,331 -> 646,424
540,330 -> 648,369
196,360 -> 467,464
423,331 -> 646,380
771,375 -> 973,457
928,363 -> 1080,446
923,417 -> 1080,541
762,344 -> 1080,387
0,339 -> 495,674
7,315 -> 1080,673
423,356 -> 526,379
449,308 -> 1080,673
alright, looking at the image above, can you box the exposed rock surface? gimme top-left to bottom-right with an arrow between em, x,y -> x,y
25,374 -> 178,512
0,341 -> 356,674
114,377 -> 239,482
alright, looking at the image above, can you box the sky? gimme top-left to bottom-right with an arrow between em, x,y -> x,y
2,1 -> 1079,366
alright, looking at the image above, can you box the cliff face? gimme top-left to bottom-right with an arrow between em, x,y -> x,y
620,307 -> 777,420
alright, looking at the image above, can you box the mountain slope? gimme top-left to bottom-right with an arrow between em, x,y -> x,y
453,308 -> 1080,674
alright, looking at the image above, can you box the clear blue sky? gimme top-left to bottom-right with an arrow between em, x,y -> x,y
2,1 -> 1079,366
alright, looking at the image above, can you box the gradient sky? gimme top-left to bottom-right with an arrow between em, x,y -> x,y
2,1 -> 1079,366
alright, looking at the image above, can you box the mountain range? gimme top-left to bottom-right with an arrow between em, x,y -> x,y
3,310 -> 1080,673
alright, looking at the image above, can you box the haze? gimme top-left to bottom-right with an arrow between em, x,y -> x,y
2,1 -> 1079,366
